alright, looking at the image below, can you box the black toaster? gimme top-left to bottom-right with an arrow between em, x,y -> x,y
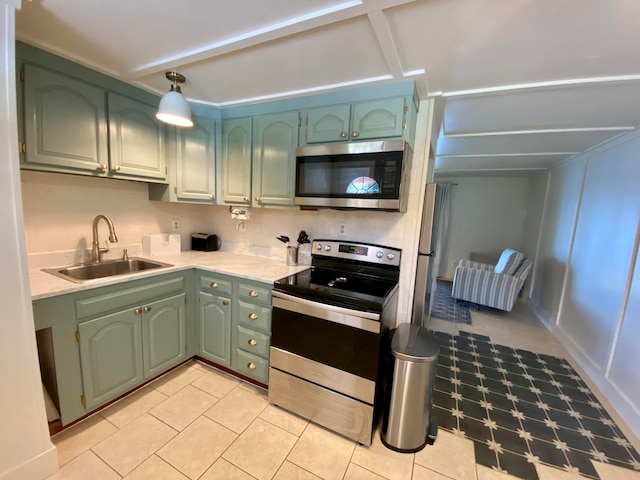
191,233 -> 221,252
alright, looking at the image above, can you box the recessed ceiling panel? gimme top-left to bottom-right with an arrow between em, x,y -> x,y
443,83 -> 640,135
435,154 -> 566,172
386,0 -> 640,94
139,17 -> 389,104
437,130 -> 617,156
15,0 -> 355,74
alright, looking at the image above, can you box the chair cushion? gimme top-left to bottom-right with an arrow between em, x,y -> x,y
493,248 -> 524,275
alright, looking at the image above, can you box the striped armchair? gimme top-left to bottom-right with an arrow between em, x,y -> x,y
451,248 -> 533,312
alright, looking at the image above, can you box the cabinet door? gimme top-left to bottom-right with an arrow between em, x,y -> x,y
22,64 -> 108,173
306,105 -> 351,144
222,118 -> 252,204
78,309 -> 143,410
351,98 -> 406,141
252,112 -> 299,207
108,92 -> 167,180
176,115 -> 216,202
142,294 -> 186,378
198,291 -> 231,366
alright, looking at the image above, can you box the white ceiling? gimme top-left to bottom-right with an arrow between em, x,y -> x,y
15,0 -> 640,174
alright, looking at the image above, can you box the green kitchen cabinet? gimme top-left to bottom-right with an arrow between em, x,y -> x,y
78,291 -> 186,410
175,115 -> 217,202
301,97 -> 408,145
21,63 -> 109,174
252,111 -> 299,207
231,280 -> 272,384
108,92 -> 167,181
221,117 -> 252,205
78,307 -> 144,410
198,273 -> 233,366
143,293 -> 187,378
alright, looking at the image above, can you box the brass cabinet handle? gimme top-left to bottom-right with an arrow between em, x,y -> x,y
249,290 -> 258,297
254,197 -> 260,202
340,131 -> 347,138
135,308 -> 142,315
352,131 -> 359,138
243,196 -> 248,202
209,194 -> 214,199
114,166 -> 121,172
247,362 -> 256,370
143,306 -> 151,313
248,339 -> 257,346
98,164 -> 108,172
210,282 -> 218,288
248,313 -> 258,320
223,300 -> 229,306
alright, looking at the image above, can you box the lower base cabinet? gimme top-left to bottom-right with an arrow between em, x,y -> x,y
197,271 -> 272,385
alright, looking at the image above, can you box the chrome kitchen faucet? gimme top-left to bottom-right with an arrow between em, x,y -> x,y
90,214 -> 118,263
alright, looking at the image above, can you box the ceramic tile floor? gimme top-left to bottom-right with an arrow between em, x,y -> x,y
48,303 -> 640,480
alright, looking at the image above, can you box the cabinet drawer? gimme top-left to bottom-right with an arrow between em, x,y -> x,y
237,326 -> 270,358
236,350 -> 269,383
200,275 -> 233,296
238,283 -> 271,306
238,301 -> 271,331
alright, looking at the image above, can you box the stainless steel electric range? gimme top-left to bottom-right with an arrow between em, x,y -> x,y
269,239 -> 401,446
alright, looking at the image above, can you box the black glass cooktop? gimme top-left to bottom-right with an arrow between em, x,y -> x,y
273,267 -> 398,313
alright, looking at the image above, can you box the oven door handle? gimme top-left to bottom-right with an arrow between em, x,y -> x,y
272,290 -> 381,333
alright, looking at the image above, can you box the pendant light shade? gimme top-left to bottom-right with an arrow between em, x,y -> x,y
156,72 -> 193,127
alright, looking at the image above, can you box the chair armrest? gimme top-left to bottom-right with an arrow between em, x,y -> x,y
458,259 -> 494,271
452,267 -> 524,311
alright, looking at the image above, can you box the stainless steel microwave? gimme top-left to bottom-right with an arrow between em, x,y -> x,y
294,139 -> 412,212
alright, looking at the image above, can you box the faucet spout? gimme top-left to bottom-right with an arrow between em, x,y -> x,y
91,215 -> 118,263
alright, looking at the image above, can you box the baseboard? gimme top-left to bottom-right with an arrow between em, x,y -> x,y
0,445 -> 58,480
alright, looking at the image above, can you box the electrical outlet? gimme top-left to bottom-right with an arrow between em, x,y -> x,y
172,218 -> 180,230
338,223 -> 347,236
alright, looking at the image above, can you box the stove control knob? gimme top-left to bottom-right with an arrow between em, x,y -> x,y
316,244 -> 323,251
387,253 -> 395,260
376,251 -> 383,258
325,245 -> 331,251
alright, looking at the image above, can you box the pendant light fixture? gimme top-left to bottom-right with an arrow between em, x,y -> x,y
156,71 -> 193,127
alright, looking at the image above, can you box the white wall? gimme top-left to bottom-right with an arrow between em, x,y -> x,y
0,2 -> 58,478
434,176 -> 530,279
529,128 -> 640,441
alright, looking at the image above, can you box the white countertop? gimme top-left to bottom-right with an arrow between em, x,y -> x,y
29,251 -> 310,301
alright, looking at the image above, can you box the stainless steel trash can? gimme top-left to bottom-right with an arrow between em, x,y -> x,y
381,323 -> 439,453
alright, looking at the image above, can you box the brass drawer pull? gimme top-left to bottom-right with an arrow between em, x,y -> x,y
340,131 -> 347,138
249,290 -> 258,297
248,339 -> 257,346
248,313 -> 258,320
352,131 -> 359,138
223,300 -> 229,306
247,362 -> 256,370
210,282 -> 218,288
143,306 -> 151,313
135,308 -> 142,315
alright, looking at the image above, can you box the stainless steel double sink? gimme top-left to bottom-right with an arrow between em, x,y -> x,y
43,257 -> 173,283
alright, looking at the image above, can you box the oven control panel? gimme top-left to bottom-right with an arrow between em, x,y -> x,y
312,240 -> 401,267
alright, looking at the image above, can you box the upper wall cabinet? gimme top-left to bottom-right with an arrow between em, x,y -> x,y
302,97 -> 408,145
108,92 -> 167,181
252,112 -> 299,207
22,64 -> 109,173
222,117 -> 252,205
176,115 -> 217,202
19,61 -> 167,183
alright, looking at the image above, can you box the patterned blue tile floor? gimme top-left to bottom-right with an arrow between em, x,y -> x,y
431,330 -> 640,479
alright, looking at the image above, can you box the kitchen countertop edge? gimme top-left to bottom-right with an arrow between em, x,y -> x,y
29,251 -> 310,301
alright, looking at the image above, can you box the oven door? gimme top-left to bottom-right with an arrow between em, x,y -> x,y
270,291 -> 381,401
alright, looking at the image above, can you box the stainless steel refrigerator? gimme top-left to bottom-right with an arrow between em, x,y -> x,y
412,183 -> 439,326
